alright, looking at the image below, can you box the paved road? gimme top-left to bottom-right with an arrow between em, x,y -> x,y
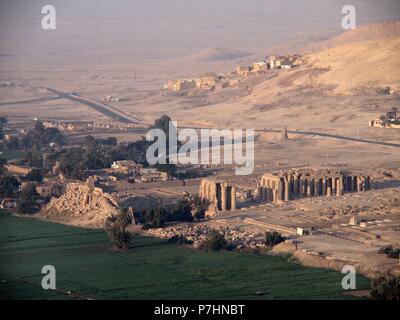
37,87 -> 400,148
180,127 -> 400,148
45,87 -> 148,124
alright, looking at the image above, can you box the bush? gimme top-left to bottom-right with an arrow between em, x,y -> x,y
378,246 -> 400,259
25,168 -> 43,182
168,235 -> 193,245
200,230 -> 227,251
142,207 -> 168,228
105,210 -> 133,249
370,277 -> 400,300
265,231 -> 286,247
0,175 -> 20,198
169,199 -> 194,223
16,184 -> 39,214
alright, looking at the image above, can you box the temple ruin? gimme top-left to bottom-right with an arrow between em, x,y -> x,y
199,179 -> 237,215
258,169 -> 373,203
42,176 -> 119,227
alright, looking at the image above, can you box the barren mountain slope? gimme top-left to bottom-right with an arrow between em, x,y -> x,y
304,36 -> 400,94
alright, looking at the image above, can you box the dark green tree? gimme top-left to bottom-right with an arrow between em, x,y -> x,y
370,277 -> 400,300
265,231 -> 286,247
105,209 -> 133,249
0,175 -> 20,198
200,230 -> 227,251
16,183 -> 39,214
25,168 -> 43,182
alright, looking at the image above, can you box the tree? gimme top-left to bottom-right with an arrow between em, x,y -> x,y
0,175 -> 20,198
200,230 -> 227,251
169,198 -> 194,222
25,168 -> 43,182
25,151 -> 43,168
265,231 -> 286,247
105,209 -> 133,249
0,117 -> 6,140
370,277 -> 400,300
142,207 -> 168,228
0,158 -> 6,175
16,184 -> 39,214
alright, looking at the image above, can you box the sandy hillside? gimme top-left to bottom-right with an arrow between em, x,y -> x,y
304,36 -> 400,94
308,20 -> 400,51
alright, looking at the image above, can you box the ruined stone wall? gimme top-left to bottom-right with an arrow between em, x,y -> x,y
42,177 -> 119,227
259,169 -> 373,203
199,179 -> 237,216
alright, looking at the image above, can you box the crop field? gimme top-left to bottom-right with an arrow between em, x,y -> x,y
0,211 -> 370,300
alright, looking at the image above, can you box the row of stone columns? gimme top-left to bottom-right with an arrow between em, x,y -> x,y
259,173 -> 372,203
199,179 -> 237,213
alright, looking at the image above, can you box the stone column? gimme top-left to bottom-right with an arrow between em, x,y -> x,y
332,178 -> 336,195
307,179 -> 312,197
294,175 -> 300,197
284,177 -> 290,201
257,183 -> 263,202
322,178 -> 327,196
278,178 -> 284,201
221,184 -> 227,210
263,187 -> 269,202
339,177 -> 344,195
303,177 -> 308,197
314,179 -> 319,197
231,186 -> 237,210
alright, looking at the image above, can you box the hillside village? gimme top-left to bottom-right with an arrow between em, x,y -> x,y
166,54 -> 299,93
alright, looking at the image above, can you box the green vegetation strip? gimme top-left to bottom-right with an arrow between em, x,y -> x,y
0,211 -> 369,300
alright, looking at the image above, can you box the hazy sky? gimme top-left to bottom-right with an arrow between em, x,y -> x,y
1,0 -> 400,19
0,1 -> 399,67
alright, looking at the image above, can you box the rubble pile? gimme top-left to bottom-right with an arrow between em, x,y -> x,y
147,225 -> 266,249
42,177 -> 119,227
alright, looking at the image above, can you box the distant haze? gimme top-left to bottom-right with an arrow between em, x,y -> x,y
0,0 -> 399,82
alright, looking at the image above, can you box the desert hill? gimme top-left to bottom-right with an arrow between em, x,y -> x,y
189,47 -> 251,62
307,20 -> 400,51
304,36 -> 400,94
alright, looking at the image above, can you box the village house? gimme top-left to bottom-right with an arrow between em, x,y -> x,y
269,55 -> 296,70
369,108 -> 400,129
236,66 -> 251,77
167,79 -> 196,92
109,160 -> 143,175
251,61 -> 268,74
102,96 -> 120,102
196,72 -> 218,89
138,167 -> 169,183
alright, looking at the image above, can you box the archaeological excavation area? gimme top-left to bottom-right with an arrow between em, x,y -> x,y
195,168 -> 400,278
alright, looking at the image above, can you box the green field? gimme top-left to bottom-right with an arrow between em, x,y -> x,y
0,211 -> 370,300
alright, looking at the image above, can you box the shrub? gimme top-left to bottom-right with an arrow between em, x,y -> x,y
169,198 -> 194,222
370,277 -> 400,300
25,168 -> 43,182
378,246 -> 400,259
105,210 -> 133,249
265,231 -> 286,247
200,230 -> 227,251
168,235 -> 193,245
142,207 -> 168,228
16,184 -> 39,214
